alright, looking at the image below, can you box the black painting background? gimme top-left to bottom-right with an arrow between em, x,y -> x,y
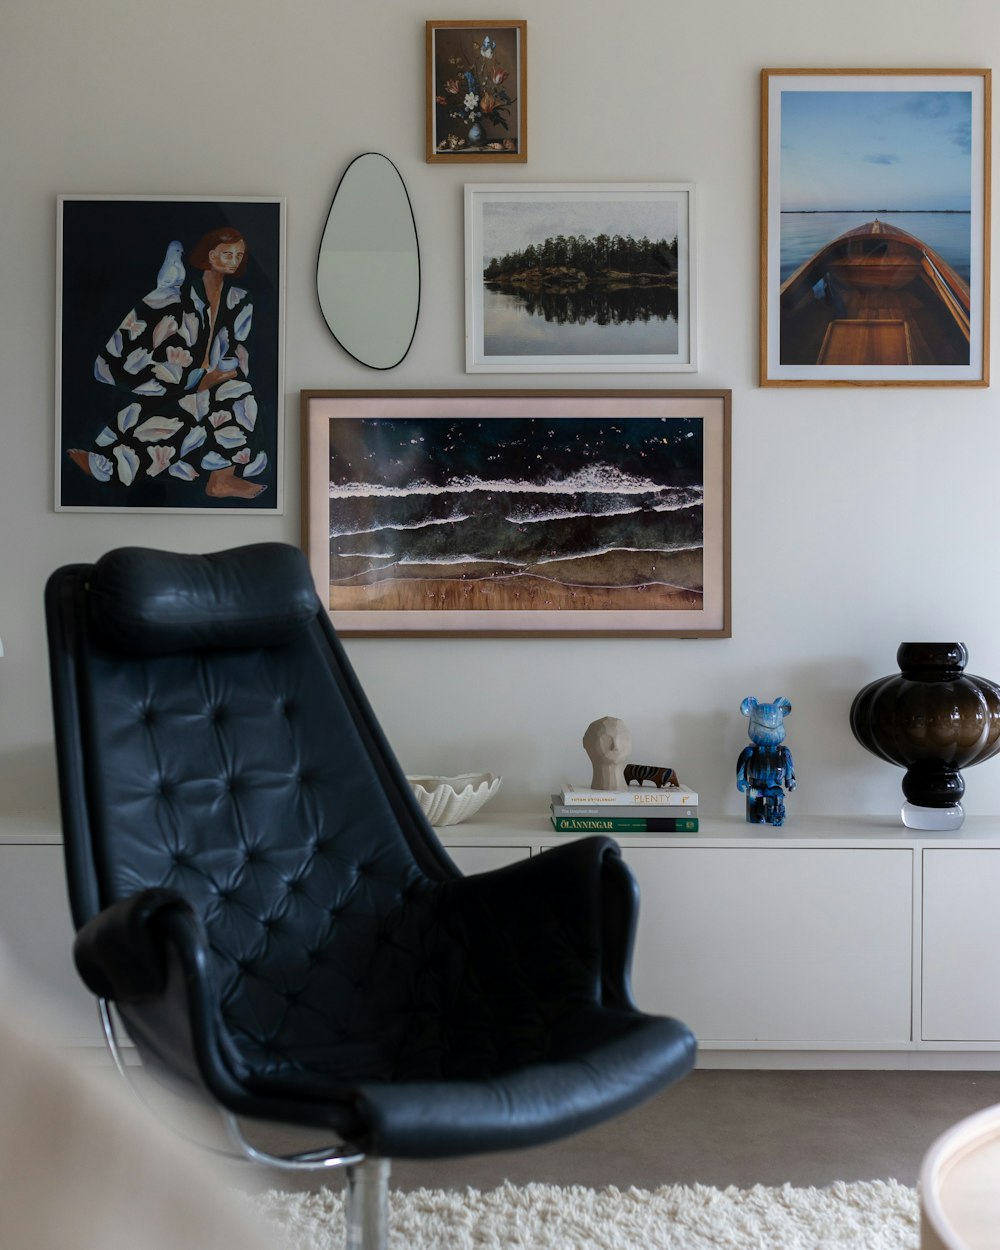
58,197 -> 282,509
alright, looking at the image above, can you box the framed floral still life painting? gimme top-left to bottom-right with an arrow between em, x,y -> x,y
301,389 -> 730,638
426,20 -> 526,162
56,195 -> 285,512
464,183 -> 696,372
760,68 -> 990,386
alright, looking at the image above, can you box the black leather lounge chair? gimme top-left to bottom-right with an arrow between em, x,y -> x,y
45,543 -> 696,1249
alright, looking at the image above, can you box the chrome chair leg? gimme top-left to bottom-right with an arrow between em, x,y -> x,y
345,1157 -> 391,1250
98,998 -> 365,1170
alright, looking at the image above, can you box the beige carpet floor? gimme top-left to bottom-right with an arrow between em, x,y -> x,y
250,1179 -> 921,1249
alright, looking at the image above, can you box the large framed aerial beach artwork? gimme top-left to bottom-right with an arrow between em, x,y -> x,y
426,20 -> 527,163
760,69 -> 990,387
301,390 -> 730,637
56,195 -> 285,512
464,183 -> 696,372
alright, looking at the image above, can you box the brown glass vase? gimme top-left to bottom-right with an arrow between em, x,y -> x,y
850,643 -> 1000,828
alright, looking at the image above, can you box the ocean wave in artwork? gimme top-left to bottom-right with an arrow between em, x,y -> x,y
328,464 -> 699,500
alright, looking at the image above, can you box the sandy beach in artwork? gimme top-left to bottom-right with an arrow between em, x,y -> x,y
331,575 -> 702,612
329,547 -> 704,612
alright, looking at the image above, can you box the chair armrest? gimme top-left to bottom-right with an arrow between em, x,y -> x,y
447,835 -> 641,1011
73,889 -> 197,1001
74,891 -> 252,1099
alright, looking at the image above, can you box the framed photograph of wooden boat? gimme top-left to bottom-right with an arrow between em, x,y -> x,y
426,20 -> 527,163
301,389 -> 730,637
760,69 -> 990,386
464,183 -> 696,372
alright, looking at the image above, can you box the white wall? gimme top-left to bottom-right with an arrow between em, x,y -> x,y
2,0 -> 999,821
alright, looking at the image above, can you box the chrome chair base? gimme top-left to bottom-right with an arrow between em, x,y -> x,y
98,998 -> 387,1248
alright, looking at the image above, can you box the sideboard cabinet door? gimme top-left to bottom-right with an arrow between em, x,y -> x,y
622,847 -> 913,1045
446,844 -> 532,875
922,849 -> 1000,1042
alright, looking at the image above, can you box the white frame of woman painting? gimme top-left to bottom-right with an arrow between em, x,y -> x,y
56,195 -> 286,513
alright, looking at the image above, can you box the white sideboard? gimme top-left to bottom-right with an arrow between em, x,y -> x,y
441,811 -> 1000,1070
4,805 -> 1000,1068
0,810 -> 98,1047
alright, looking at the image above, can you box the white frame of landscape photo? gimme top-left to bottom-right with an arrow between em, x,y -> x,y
464,183 -> 696,373
760,68 -> 991,387
301,389 -> 730,638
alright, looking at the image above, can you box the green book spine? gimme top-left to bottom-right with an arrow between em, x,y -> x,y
550,815 -> 699,833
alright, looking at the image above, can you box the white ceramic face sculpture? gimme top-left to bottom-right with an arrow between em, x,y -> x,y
582,716 -> 632,790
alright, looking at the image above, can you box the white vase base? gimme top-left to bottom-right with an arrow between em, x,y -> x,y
901,802 -> 965,831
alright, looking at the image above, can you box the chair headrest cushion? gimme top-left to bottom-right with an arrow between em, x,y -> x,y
86,544 -> 320,655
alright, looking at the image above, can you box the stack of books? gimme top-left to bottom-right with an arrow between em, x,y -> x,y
550,782 -> 699,833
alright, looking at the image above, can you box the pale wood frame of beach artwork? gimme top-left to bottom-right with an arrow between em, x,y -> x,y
301,389 -> 731,638
425,20 -> 527,163
760,68 -> 991,387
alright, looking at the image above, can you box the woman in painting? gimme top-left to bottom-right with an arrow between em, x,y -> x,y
67,227 -> 267,500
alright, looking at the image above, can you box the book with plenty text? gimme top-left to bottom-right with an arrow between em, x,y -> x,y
550,795 -> 697,819
559,782 -> 698,807
550,814 -> 699,833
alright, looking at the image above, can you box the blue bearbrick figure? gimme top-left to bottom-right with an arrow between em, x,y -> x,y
736,696 -> 796,826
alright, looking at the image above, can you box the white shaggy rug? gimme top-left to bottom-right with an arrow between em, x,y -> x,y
253,1178 -> 920,1249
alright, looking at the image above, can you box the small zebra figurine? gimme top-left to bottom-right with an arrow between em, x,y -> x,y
736,696 -> 796,826
624,764 -> 680,789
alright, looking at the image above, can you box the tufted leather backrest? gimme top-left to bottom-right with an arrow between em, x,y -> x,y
47,545 -> 461,1077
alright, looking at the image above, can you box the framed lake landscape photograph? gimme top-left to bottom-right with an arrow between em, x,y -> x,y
464,183 -> 696,372
56,194 -> 285,512
426,20 -> 527,162
301,389 -> 730,637
760,69 -> 990,386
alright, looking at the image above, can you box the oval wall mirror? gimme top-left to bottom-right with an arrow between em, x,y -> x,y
317,153 -> 420,370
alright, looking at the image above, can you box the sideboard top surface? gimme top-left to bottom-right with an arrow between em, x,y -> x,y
6,802 -> 1000,849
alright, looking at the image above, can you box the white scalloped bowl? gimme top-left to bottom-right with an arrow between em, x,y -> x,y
406,773 -> 502,826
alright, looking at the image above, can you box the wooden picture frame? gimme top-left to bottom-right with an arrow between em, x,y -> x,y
301,389 -> 730,637
760,68 -> 990,387
56,194 -> 285,512
426,20 -> 527,162
465,182 -> 696,372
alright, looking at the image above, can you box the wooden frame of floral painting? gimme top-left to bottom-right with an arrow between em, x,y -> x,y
301,389 -> 731,638
56,194 -> 285,513
425,20 -> 527,162
760,68 -> 990,386
464,182 -> 696,372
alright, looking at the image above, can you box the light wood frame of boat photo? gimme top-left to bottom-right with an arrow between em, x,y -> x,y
759,68 -> 991,387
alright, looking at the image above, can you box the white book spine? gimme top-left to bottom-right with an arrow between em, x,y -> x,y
559,785 -> 698,807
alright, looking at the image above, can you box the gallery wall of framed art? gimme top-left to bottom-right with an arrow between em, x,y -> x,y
11,0 -> 1000,827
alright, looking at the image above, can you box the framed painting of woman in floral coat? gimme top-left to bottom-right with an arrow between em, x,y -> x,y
56,195 -> 284,512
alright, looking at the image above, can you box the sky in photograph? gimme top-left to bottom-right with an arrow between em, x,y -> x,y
780,90 -> 973,211
482,198 -> 679,261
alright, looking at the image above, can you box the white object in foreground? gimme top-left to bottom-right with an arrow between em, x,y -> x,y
921,1100 -> 1000,1250
407,773 -> 501,826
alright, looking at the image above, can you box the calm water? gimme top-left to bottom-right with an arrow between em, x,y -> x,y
483,286 -> 679,357
780,212 -> 971,283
